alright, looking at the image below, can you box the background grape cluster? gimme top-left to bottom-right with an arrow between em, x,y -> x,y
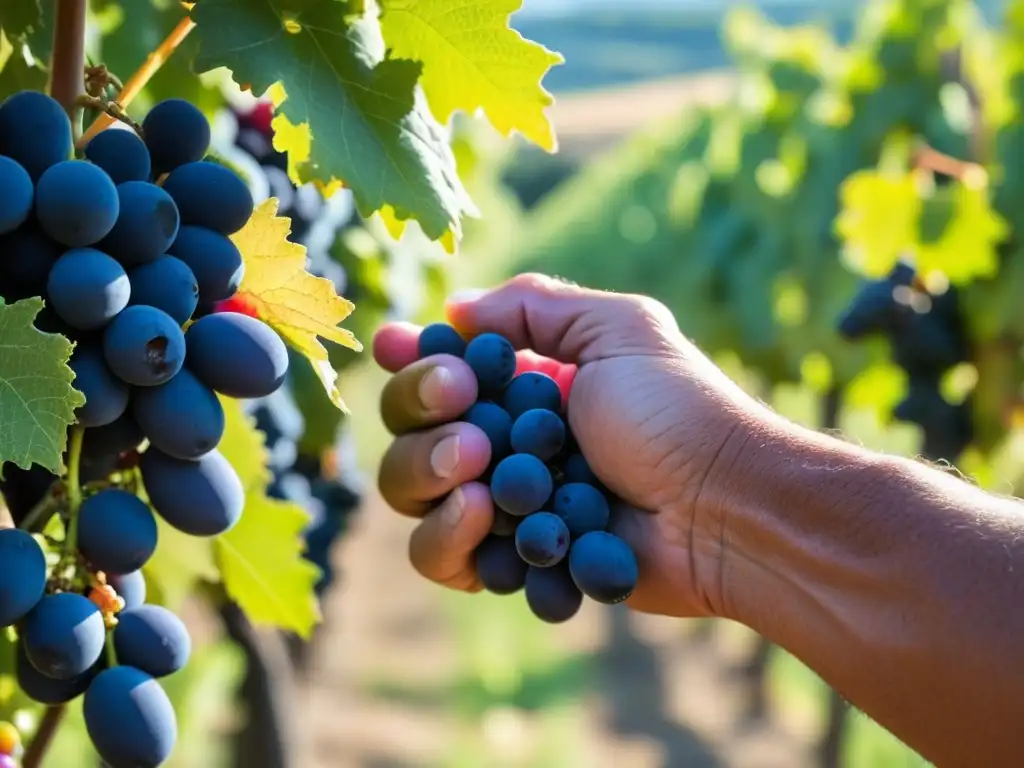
415,323 -> 639,624
837,262 -> 972,460
0,89 -> 292,768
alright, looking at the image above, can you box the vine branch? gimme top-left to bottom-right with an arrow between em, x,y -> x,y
78,13 -> 196,148
63,426 -> 85,555
22,706 -> 66,768
49,0 -> 89,139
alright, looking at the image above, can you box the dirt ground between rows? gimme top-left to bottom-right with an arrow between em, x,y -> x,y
285,492 -> 820,768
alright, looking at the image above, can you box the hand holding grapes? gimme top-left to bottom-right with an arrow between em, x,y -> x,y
374,273 -> 763,619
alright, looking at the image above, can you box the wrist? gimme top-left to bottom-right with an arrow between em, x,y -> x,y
709,412 -> 887,628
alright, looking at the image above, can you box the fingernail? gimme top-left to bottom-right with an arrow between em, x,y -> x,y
430,435 -> 461,478
446,288 -> 487,306
442,486 -> 466,528
419,366 -> 453,412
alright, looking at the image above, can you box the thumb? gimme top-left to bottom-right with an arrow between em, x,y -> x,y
445,273 -> 678,365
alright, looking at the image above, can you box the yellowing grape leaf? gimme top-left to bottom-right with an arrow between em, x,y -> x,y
216,491 -> 322,638
190,0 -> 475,244
835,170 -> 921,278
213,387 -> 322,638
0,298 -> 84,474
231,199 -> 362,412
379,0 -> 563,152
915,178 -> 1008,285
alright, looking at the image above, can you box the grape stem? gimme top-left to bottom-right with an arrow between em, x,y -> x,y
49,0 -> 89,139
21,705 -> 66,768
77,12 -> 197,148
63,426 -> 85,555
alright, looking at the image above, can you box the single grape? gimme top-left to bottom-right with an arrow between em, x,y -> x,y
462,401 -> 512,465
106,571 -> 147,611
510,408 -> 566,462
0,528 -> 47,628
417,322 -> 467,359
515,511 -> 570,568
162,161 -> 255,235
490,508 -> 520,537
103,305 -> 186,386
113,605 -> 191,678
47,248 -> 130,330
185,312 -> 289,398
83,412 -> 144,457
0,224 -> 64,294
568,531 -> 639,605
142,98 -> 210,174
15,643 -> 95,705
78,489 -> 159,575
553,482 -> 610,538
133,368 -> 225,459
84,127 -> 152,184
475,536 -> 528,595
140,448 -> 244,537
168,225 -> 244,303
503,371 -> 562,420
562,452 -> 599,486
84,666 -> 178,768
0,155 -> 33,234
0,91 -> 72,181
464,333 -> 517,393
35,160 -> 119,247
100,181 -> 180,266
23,592 -> 106,680
69,344 -> 130,428
525,563 -> 583,624
490,453 -> 553,517
127,255 -> 199,325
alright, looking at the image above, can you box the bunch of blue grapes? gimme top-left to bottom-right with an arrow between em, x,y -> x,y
836,262 -> 973,460
0,90 -> 289,768
416,324 -> 639,623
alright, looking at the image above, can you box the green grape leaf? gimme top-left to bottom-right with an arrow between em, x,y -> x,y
190,0 -> 475,243
0,0 -> 40,39
0,31 -> 47,99
142,518 -> 218,610
215,492 -> 321,639
379,0 -> 563,151
0,298 -> 84,474
214,396 -> 321,638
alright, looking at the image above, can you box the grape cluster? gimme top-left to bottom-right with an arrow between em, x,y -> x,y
416,324 -> 639,623
0,90 -> 288,768
837,262 -> 973,459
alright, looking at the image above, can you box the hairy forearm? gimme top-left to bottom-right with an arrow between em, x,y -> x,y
720,417 -> 1024,767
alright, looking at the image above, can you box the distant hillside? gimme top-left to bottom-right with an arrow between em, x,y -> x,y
513,0 -> 1006,94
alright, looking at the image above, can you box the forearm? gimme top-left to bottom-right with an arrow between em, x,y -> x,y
721,417 -> 1024,767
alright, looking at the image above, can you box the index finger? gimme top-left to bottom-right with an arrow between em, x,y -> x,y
373,321 -> 422,373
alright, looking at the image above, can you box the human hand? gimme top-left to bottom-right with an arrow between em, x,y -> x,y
373,274 -> 765,618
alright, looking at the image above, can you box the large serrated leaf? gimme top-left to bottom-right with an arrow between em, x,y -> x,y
190,0 -> 474,242
0,298 -> 84,474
